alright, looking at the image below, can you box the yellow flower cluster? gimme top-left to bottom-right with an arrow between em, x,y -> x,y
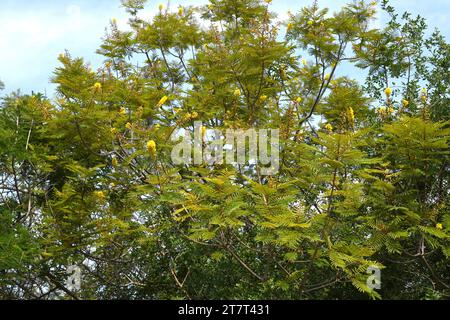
157,96 -> 169,107
421,88 -> 428,103
233,89 -> 241,97
376,107 -> 385,115
259,95 -> 268,102
402,99 -> 409,108
94,191 -> 106,200
119,107 -> 126,115
436,223 -> 443,230
376,106 -> 395,116
324,123 -> 333,132
94,82 -> 102,91
126,122 -> 132,130
147,140 -> 157,157
201,126 -> 207,138
347,107 -> 355,124
295,97 -> 302,104
385,87 -> 392,97
182,112 -> 199,122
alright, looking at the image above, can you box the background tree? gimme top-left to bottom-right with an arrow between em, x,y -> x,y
0,0 -> 449,300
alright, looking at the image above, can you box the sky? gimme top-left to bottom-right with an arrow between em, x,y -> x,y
0,0 -> 449,97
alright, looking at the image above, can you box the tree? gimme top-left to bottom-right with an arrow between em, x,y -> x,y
0,0 -> 449,300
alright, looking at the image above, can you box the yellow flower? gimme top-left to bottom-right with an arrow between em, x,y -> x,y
385,87 -> 392,97
295,97 -> 302,104
94,191 -> 106,200
119,107 -> 126,115
402,99 -> 409,108
233,89 -> 241,97
105,61 -> 112,69
201,126 -> 207,138
307,20 -> 314,26
147,140 -> 157,157
347,107 -> 355,123
154,124 -> 161,130
157,95 -> 169,107
436,223 -> 443,230
125,122 -> 132,130
287,23 -> 293,32
421,89 -> 428,103
112,157 -> 119,167
387,107 -> 395,114
110,127 -> 118,134
94,82 -> 102,91
178,7 -> 183,16
376,106 -> 387,115
324,123 -> 333,132
191,111 -> 199,119
159,4 -> 164,11
259,95 -> 268,102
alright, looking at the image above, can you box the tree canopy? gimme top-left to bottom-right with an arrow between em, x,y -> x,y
0,0 -> 449,300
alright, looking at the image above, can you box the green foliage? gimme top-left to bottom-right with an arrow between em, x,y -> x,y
0,0 -> 449,300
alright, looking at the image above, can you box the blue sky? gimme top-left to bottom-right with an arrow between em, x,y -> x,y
0,0 -> 449,96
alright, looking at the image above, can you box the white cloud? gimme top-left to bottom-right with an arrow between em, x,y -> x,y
0,0 -> 448,96
0,3 -> 128,94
